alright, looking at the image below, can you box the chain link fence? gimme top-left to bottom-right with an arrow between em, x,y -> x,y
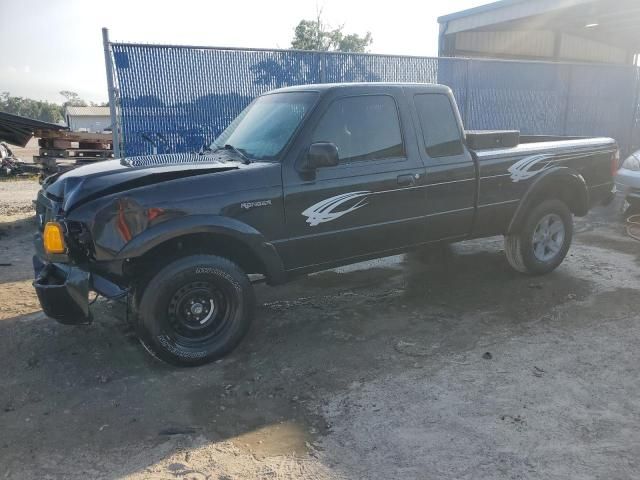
104,34 -> 640,158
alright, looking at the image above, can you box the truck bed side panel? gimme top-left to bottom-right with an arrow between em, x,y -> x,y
472,138 -> 616,236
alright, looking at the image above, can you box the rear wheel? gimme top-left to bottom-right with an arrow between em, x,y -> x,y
136,255 -> 255,366
504,199 -> 573,275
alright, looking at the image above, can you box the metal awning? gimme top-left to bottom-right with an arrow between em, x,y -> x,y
0,111 -> 67,147
439,0 -> 640,60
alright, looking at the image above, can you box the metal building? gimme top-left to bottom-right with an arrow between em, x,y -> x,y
438,0 -> 640,65
65,106 -> 111,133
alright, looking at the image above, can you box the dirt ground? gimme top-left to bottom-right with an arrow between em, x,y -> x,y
1,178 -> 640,479
10,137 -> 40,164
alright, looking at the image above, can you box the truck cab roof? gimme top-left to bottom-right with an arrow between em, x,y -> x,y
267,82 -> 453,95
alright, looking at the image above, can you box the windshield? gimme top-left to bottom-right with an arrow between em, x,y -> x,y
210,92 -> 318,161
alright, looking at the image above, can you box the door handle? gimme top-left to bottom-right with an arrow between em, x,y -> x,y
397,173 -> 418,187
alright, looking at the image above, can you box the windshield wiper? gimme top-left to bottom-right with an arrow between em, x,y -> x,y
222,144 -> 252,164
203,143 -> 252,164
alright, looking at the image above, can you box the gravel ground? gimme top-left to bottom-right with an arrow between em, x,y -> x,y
0,179 -> 39,217
1,178 -> 640,479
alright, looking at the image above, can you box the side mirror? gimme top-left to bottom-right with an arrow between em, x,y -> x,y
306,142 -> 339,169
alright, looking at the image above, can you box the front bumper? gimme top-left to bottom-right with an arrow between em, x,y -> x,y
32,234 -> 128,325
33,256 -> 92,325
615,168 -> 640,201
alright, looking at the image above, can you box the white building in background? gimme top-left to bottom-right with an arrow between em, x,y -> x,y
65,106 -> 111,133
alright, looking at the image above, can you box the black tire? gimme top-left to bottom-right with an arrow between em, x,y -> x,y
136,255 -> 255,367
504,199 -> 573,275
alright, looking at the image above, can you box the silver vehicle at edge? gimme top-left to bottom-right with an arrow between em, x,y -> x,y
616,150 -> 640,208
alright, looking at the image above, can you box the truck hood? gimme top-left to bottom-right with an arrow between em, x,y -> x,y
45,153 -> 245,212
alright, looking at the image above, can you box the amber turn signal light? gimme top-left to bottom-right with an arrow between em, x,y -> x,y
43,222 -> 66,254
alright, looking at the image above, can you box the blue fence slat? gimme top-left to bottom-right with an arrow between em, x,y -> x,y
465,60 -> 571,135
107,43 -> 640,157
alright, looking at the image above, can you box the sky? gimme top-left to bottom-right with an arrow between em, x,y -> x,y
0,0 -> 487,104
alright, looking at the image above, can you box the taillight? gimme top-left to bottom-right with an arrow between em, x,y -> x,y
611,149 -> 620,177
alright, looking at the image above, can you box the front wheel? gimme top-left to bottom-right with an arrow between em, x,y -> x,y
504,199 -> 573,275
136,255 -> 255,367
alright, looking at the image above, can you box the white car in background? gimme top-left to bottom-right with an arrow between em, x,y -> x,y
616,150 -> 640,209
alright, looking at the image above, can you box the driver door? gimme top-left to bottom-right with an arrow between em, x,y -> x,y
278,88 -> 427,271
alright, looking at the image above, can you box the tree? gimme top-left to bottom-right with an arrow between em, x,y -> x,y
336,32 -> 373,53
0,92 -> 63,123
291,11 -> 372,53
59,90 -> 87,108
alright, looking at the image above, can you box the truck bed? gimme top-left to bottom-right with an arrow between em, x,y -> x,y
473,136 -> 616,160
465,130 -> 591,151
469,135 -> 616,238
465,129 -> 602,150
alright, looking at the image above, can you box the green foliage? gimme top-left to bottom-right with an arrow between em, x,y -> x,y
291,12 -> 372,53
59,90 -> 87,108
292,19 -> 327,51
0,92 -> 63,123
0,91 -> 105,124
336,32 -> 373,53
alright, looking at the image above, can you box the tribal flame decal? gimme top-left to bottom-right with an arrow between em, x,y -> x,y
508,154 -> 555,182
302,191 -> 371,226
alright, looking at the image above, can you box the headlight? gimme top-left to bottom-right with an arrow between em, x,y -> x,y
622,154 -> 640,171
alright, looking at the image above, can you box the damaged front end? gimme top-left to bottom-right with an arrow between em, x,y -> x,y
32,153 -> 247,326
32,188 -> 129,326
32,252 -> 129,325
33,256 -> 92,325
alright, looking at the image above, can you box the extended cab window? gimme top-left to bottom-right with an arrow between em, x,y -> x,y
312,95 -> 404,163
414,94 -> 464,158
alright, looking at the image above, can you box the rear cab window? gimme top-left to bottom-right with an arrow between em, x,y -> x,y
414,94 -> 464,159
311,95 -> 405,164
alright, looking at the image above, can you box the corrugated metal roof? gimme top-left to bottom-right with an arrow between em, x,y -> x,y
438,0 -> 640,60
437,0 -> 590,24
65,106 -> 110,117
0,111 -> 67,147
438,0 -> 526,23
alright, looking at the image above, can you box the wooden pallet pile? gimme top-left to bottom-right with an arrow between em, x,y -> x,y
34,130 -> 114,176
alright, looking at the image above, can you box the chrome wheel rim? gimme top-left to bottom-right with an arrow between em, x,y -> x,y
532,213 -> 565,262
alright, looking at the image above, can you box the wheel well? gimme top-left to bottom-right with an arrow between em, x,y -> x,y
125,233 -> 267,284
509,176 -> 588,233
530,177 -> 588,217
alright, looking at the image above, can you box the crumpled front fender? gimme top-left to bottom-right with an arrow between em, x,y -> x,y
115,214 -> 287,284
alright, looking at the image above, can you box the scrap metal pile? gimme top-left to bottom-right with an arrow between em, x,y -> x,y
0,141 -> 38,177
0,111 -> 113,179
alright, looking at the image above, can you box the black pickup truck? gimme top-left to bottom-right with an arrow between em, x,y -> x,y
33,83 -> 617,366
